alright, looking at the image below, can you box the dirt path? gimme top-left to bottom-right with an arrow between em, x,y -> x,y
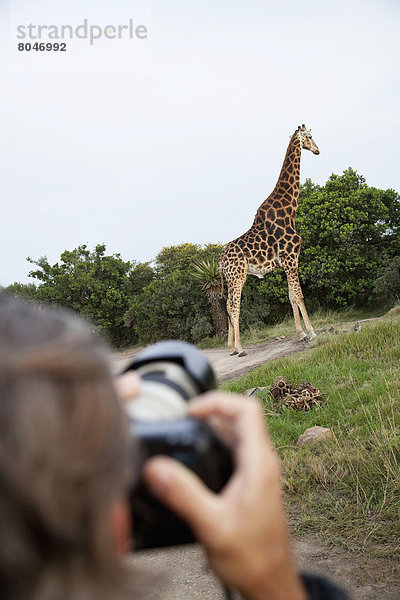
131,538 -> 399,600
116,323 -> 399,599
114,336 -> 309,381
114,318 -> 381,382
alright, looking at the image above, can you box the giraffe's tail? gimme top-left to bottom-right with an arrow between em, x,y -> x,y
219,296 -> 231,325
218,261 -> 224,299
218,261 -> 231,324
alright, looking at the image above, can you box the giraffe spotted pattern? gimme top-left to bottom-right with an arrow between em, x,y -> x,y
219,124 -> 320,356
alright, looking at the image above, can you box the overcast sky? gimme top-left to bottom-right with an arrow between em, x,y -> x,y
1,0 -> 399,285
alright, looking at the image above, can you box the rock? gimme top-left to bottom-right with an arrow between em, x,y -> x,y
243,388 -> 257,397
297,426 -> 334,447
243,387 -> 266,397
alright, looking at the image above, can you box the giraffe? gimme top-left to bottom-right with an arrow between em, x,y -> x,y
219,124 -> 320,357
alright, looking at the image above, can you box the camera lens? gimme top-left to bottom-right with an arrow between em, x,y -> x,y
124,340 -> 216,421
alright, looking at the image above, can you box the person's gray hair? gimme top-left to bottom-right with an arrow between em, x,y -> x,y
0,294 -> 151,600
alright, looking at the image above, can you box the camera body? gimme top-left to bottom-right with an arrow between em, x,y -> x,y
124,340 -> 233,550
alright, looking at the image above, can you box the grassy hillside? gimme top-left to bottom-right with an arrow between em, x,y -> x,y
221,314 -> 400,557
198,305 -> 386,349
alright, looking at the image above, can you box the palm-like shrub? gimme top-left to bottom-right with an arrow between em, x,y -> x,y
191,259 -> 228,336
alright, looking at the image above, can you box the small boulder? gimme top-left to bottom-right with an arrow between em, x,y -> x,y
243,387 -> 266,397
297,426 -> 333,447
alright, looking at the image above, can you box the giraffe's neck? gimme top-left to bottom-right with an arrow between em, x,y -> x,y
257,133 -> 302,219
274,133 -> 301,198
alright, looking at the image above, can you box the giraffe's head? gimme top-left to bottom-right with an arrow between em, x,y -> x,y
296,124 -> 320,155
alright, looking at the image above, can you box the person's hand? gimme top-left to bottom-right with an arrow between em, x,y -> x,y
143,392 -> 306,600
114,371 -> 141,403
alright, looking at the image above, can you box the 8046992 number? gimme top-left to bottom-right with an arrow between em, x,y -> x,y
18,42 -> 67,52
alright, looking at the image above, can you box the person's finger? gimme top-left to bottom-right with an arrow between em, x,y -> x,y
114,371 -> 142,403
188,393 -> 278,485
188,392 -> 247,419
143,455 -> 219,539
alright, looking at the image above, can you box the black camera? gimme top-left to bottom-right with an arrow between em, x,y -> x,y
124,340 -> 233,550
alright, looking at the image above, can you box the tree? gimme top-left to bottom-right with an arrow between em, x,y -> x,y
124,243 -> 226,345
191,258 -> 228,336
155,243 -> 204,279
3,282 -> 37,300
124,269 -> 212,344
27,244 -> 137,346
127,261 -> 154,296
296,168 -> 400,307
154,242 -> 224,279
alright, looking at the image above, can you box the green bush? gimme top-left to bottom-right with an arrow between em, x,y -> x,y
190,314 -> 213,343
373,255 -> 400,303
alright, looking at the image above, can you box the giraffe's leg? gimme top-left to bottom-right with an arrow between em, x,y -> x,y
298,298 -> 316,340
227,299 -> 236,354
226,281 -> 247,357
284,264 -> 316,341
287,281 -> 308,340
